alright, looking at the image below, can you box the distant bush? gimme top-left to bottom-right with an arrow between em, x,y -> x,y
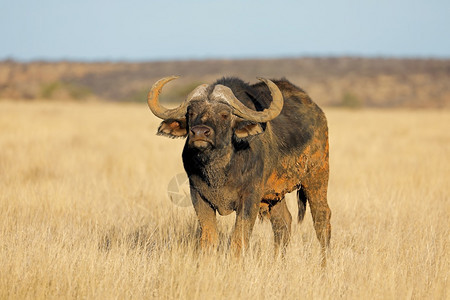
127,82 -> 203,103
127,88 -> 149,103
41,81 -> 62,99
340,91 -> 362,108
67,83 -> 92,100
40,81 -> 92,100
162,82 -> 203,102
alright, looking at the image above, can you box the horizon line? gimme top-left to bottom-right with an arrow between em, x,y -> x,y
1,53 -> 450,64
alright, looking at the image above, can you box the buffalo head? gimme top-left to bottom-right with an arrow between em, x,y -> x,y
147,76 -> 284,151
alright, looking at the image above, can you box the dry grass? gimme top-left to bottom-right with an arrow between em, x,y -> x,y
0,101 -> 448,299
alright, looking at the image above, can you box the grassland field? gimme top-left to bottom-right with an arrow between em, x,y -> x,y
0,100 -> 448,299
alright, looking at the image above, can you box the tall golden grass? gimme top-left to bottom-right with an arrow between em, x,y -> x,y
0,101 -> 448,299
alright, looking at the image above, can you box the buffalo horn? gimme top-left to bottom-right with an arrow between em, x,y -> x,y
211,78 -> 284,123
147,76 -> 209,120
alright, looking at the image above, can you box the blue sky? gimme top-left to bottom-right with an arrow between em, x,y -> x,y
1,0 -> 449,61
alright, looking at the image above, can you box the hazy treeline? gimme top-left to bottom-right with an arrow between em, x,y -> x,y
0,57 -> 449,108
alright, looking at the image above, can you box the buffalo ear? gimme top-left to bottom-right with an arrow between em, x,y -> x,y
157,119 -> 188,138
234,121 -> 264,139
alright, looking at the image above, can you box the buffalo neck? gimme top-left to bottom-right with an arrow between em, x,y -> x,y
182,143 -> 234,188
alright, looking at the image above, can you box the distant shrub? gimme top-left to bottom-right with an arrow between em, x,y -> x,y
40,81 -> 92,100
41,81 -> 62,99
127,88 -> 149,103
163,82 -> 203,102
340,91 -> 362,108
127,82 -> 203,103
67,83 -> 92,100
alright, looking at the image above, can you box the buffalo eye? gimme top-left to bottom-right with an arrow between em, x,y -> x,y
220,112 -> 230,120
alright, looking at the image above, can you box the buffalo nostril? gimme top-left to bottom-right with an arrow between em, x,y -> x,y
191,126 -> 211,137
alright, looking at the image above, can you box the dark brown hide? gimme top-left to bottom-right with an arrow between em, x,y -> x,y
149,77 -> 331,263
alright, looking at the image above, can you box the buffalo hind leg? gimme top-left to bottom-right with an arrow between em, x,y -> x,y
269,198 -> 292,256
302,169 -> 331,266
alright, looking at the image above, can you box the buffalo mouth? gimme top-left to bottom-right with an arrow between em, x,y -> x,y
190,138 -> 213,149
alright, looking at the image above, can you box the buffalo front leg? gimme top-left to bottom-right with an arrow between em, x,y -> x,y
269,198 -> 292,256
231,197 -> 260,256
191,189 -> 218,250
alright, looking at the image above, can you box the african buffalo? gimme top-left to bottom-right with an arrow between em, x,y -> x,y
147,76 -> 331,260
